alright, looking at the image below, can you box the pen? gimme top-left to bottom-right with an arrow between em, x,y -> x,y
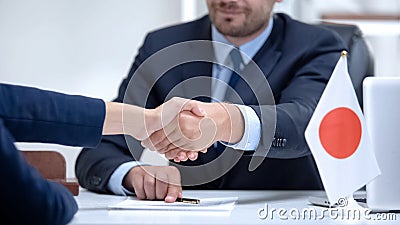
176,197 -> 200,204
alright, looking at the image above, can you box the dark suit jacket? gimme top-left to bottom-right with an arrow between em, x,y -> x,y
0,83 -> 105,225
76,13 -> 346,192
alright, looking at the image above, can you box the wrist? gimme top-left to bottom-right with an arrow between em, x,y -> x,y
143,108 -> 159,134
123,105 -> 149,140
102,102 -> 124,135
217,103 -> 244,144
200,102 -> 244,143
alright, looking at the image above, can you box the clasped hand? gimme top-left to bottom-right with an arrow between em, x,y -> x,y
140,98 -> 243,162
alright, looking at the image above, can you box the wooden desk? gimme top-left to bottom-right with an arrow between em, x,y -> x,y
69,189 -> 399,224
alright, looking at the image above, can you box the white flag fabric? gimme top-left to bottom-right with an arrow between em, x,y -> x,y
305,51 -> 380,205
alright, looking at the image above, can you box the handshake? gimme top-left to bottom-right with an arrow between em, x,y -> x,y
116,97 -> 245,162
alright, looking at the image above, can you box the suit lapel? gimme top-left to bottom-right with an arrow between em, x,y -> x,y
226,14 -> 284,104
181,17 -> 214,102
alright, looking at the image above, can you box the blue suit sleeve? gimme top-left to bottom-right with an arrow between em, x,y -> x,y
0,83 -> 105,147
0,118 -> 77,225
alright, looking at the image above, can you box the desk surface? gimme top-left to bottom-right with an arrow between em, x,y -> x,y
69,189 -> 399,225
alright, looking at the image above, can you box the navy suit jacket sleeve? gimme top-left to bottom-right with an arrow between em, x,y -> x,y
248,20 -> 346,159
0,83 -> 105,146
0,83 -> 105,225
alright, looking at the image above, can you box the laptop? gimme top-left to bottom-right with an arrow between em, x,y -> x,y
363,76 -> 400,212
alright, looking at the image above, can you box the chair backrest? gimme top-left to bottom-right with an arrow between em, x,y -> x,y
21,150 -> 79,196
22,150 -> 66,179
319,22 -> 375,107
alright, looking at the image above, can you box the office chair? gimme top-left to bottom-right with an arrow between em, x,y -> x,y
21,150 -> 79,196
318,22 -> 375,107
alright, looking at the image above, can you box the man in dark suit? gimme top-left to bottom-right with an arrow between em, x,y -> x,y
0,83 -> 195,224
76,0 -> 346,200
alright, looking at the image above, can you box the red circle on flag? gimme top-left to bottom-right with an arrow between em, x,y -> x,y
319,107 -> 362,159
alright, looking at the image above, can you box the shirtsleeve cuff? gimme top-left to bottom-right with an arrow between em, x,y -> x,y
220,104 -> 261,150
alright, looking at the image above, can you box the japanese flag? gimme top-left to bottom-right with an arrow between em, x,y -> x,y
305,51 -> 380,205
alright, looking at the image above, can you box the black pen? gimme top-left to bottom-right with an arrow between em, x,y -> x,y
176,197 -> 200,204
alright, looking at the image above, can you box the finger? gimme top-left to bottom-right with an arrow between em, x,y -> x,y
165,142 -> 180,152
178,118 -> 216,151
141,129 -> 169,150
197,116 -> 218,149
165,148 -> 185,160
132,173 -> 146,200
163,144 -> 177,159
164,169 -> 182,203
143,118 -> 179,151
153,129 -> 182,153
173,157 -> 180,163
152,134 -> 175,153
157,98 -> 206,134
166,148 -> 190,162
163,142 -> 182,155
186,151 -> 198,161
180,141 -> 209,152
164,185 -> 181,203
158,97 -> 192,127
156,146 -> 168,154
143,173 -> 156,200
167,137 -> 194,151
182,100 -> 206,117
160,121 -> 193,150
178,151 -> 189,161
200,149 -> 208,153
155,172 -> 168,200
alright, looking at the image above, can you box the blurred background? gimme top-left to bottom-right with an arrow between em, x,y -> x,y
1,0 -> 399,178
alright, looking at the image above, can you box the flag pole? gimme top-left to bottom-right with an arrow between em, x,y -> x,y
341,50 -> 348,57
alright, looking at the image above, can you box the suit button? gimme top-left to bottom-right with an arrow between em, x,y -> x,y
282,139 -> 287,147
277,138 -> 282,147
90,176 -> 102,186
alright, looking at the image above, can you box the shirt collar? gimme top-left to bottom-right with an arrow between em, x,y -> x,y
212,17 -> 274,66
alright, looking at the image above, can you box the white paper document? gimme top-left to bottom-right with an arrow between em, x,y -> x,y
108,197 -> 238,211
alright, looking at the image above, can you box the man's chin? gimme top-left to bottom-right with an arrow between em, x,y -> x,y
215,24 -> 246,37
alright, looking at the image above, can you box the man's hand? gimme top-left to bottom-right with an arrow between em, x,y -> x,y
144,97 -> 205,137
144,110 -> 216,161
123,166 -> 182,203
141,100 -> 245,162
118,97 -> 205,141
